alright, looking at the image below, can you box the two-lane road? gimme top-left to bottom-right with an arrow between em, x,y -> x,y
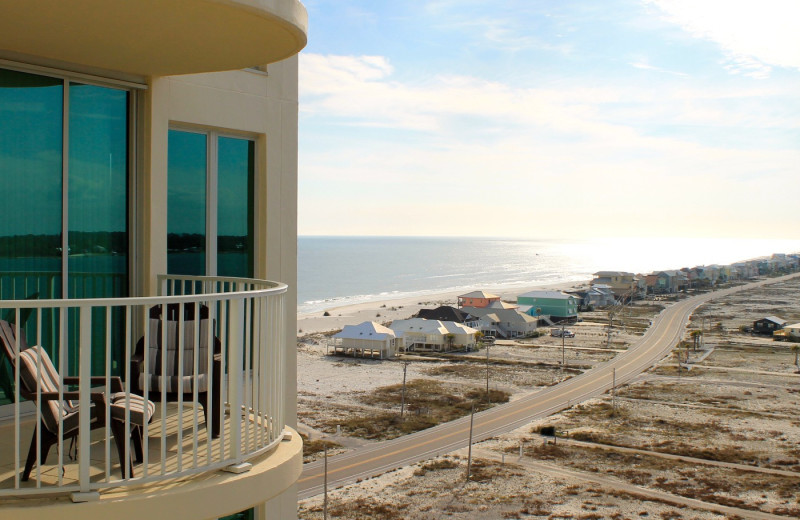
298,274 -> 798,499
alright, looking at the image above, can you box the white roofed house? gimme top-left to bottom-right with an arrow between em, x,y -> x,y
390,318 -> 478,352
328,322 -> 400,359
782,323 -> 800,339
465,312 -> 504,338
441,321 -> 480,350
462,307 -> 539,338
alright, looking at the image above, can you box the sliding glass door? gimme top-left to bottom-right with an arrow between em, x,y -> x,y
0,67 -> 130,404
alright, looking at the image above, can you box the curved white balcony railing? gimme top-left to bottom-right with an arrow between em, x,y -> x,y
0,274 -> 287,499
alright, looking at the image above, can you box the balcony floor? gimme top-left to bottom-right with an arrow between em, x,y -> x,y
0,402 -> 278,493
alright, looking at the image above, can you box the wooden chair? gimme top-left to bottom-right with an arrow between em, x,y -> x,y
131,304 -> 221,438
0,319 -> 154,480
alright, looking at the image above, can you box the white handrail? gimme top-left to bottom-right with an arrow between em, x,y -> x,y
0,274 -> 288,498
0,277 -> 286,309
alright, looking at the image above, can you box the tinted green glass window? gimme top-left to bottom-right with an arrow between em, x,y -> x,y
217,137 -> 254,278
0,70 -> 131,400
67,83 -> 130,375
0,70 -> 63,405
219,508 -> 254,520
68,83 -> 129,299
168,130 -> 207,275
0,69 -> 63,300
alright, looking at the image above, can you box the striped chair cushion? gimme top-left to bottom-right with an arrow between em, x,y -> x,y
18,346 -> 77,434
139,318 -> 211,394
109,392 -> 155,426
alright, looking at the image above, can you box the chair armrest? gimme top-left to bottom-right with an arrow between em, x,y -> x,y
40,391 -> 107,406
62,376 -> 124,392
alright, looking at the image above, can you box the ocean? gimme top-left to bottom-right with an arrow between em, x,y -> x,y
297,236 -> 800,314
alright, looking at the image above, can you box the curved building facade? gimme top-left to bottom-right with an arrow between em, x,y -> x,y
0,1 -> 307,519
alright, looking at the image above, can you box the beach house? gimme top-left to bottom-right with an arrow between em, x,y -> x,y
415,305 -> 473,323
0,2 -> 307,519
781,323 -> 800,340
390,319 -> 478,352
516,291 -> 578,321
328,322 -> 399,359
753,316 -> 787,335
462,307 -> 539,338
646,270 -> 689,294
579,284 -> 616,308
487,300 -> 520,310
457,290 -> 501,308
590,271 -> 640,298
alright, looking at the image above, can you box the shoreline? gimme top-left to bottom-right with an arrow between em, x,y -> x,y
296,279 -> 592,336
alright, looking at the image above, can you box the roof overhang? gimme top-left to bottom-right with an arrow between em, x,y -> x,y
0,0 -> 308,77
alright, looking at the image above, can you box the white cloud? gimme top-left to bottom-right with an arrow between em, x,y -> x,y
298,53 -> 800,238
647,0 -> 800,76
629,59 -> 689,77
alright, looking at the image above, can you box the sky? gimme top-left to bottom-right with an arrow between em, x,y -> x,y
297,0 -> 800,239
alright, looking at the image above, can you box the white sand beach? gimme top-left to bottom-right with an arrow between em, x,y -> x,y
296,280 -> 592,336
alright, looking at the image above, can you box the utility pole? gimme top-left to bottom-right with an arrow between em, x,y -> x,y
466,403 -> 475,482
605,311 -> 614,349
561,322 -> 566,368
485,343 -> 491,403
701,317 -> 706,348
612,368 -> 616,411
323,442 -> 328,520
400,361 -> 409,418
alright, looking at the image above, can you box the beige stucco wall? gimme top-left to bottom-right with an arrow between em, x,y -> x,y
3,429 -> 302,520
136,58 -> 300,520
0,0 -> 307,77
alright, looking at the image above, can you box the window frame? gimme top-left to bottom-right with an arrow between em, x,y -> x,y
167,126 -> 258,277
0,61 -> 139,301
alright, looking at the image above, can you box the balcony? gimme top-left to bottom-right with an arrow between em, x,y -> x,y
0,275 -> 300,518
0,0 -> 308,77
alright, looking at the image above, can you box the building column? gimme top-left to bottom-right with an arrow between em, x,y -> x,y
137,77 -> 169,297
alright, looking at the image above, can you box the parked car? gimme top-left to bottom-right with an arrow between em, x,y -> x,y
551,328 -> 575,338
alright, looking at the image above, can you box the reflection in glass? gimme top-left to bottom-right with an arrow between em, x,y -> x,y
0,69 -> 63,405
217,137 -> 254,278
0,68 -> 63,299
168,130 -> 207,275
68,83 -> 129,375
68,83 -> 129,298
218,508 -> 254,520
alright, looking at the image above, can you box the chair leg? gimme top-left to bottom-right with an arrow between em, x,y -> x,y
22,422 -> 55,482
110,420 -> 134,479
199,392 -> 220,439
132,426 -> 144,463
199,392 -> 208,432
212,375 -> 222,439
22,428 -> 38,482
209,389 -> 221,439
